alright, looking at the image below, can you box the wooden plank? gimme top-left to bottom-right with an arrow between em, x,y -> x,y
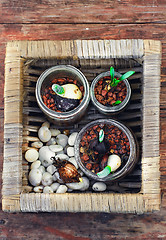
0,24 -> 165,43
0,0 -> 165,24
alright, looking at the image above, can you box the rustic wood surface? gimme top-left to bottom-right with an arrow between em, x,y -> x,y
0,0 -> 166,239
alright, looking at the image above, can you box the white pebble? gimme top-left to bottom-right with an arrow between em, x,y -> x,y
38,126 -> 51,143
67,147 -> 75,157
63,145 -> 68,154
39,146 -> 55,167
56,185 -> 68,193
31,160 -> 41,169
80,177 -> 90,191
50,128 -> 61,137
68,157 -> 78,169
49,145 -> 63,153
31,141 -> 43,148
92,182 -> 107,192
66,178 -> 84,190
54,171 -> 64,183
107,154 -> 121,172
46,137 -> 56,146
50,183 -> 60,192
52,172 -> 58,181
33,185 -> 43,193
47,165 -> 57,175
68,132 -> 78,146
42,172 -> 53,186
67,188 -> 73,192
29,169 -> 42,186
38,165 -> 45,174
57,150 -> 64,155
56,134 -> 68,148
25,149 -> 39,163
55,154 -> 69,161
43,186 -> 53,193
42,121 -> 50,128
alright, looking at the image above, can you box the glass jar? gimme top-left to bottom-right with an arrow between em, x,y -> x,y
36,65 -> 90,125
74,119 -> 138,182
90,71 -> 131,115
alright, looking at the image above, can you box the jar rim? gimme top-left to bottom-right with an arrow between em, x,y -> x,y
36,65 -> 90,120
74,119 -> 138,182
90,71 -> 131,114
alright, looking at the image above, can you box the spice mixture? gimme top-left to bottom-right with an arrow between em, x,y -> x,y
80,123 -> 130,173
42,78 -> 84,112
94,76 -> 127,106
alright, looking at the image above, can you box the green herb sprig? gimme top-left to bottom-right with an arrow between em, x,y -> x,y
109,66 -> 135,88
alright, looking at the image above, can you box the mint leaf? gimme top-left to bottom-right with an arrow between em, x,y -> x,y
110,66 -> 114,81
118,71 -> 135,81
112,100 -> 121,106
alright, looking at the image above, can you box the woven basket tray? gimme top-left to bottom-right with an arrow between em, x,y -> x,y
2,40 -> 161,213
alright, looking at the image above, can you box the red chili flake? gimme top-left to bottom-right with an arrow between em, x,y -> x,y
102,90 -> 107,97
86,163 -> 92,170
98,80 -> 103,85
96,95 -> 103,102
52,78 -> 58,84
82,154 -> 89,161
87,135 -> 91,141
93,125 -> 98,130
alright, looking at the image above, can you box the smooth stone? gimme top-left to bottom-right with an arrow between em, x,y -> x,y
57,178 -> 64,184
50,183 -> 60,192
42,172 -> 53,186
68,157 -> 78,169
66,179 -> 85,190
52,172 -> 58,181
107,154 -> 121,172
49,145 -> 63,153
38,165 -> 46,174
80,177 -> 90,191
66,146 -> 75,157
46,137 -> 56,146
63,145 -> 69,154
42,121 -> 50,129
25,149 -> 39,163
43,186 -> 54,193
56,134 -> 68,148
54,172 -> 64,184
38,126 -> 51,143
57,150 -> 64,155
47,165 -> 57,175
33,185 -> 43,193
92,182 -> 107,192
31,141 -> 43,149
30,160 -> 41,169
56,185 -> 68,193
67,188 -> 73,192
54,172 -> 64,183
28,169 -> 42,186
41,158 -> 53,168
50,128 -> 61,137
68,132 -> 78,146
55,153 -> 69,161
39,146 -> 55,167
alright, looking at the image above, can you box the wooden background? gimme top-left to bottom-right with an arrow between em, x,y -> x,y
0,0 -> 166,239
